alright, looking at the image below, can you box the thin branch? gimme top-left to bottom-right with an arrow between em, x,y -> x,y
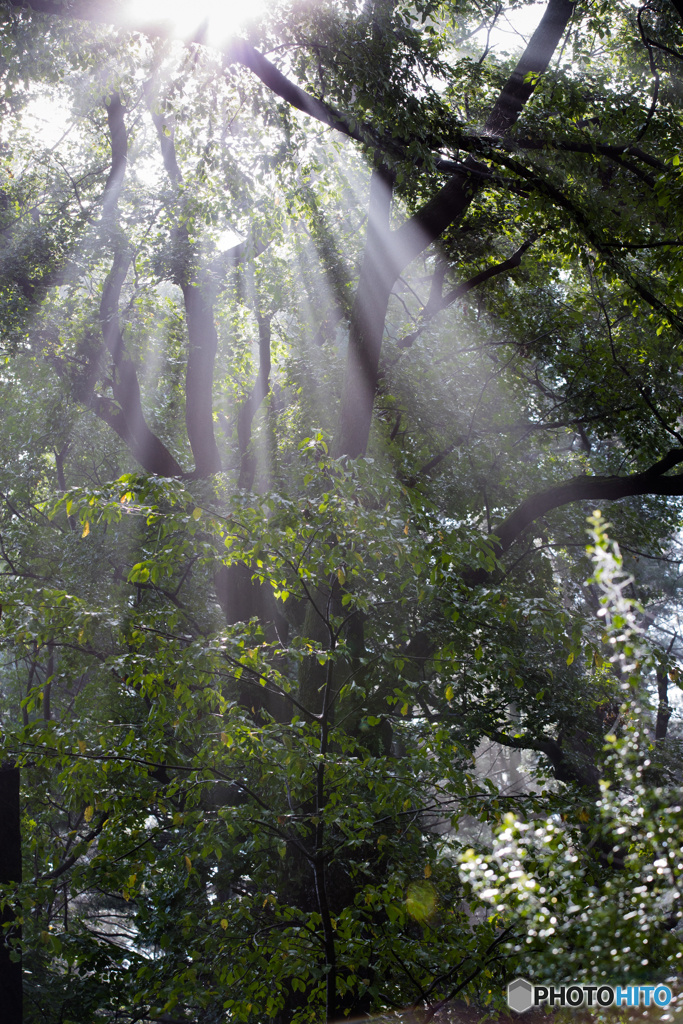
636,8 -> 661,143
397,236 -> 536,349
36,814 -> 108,881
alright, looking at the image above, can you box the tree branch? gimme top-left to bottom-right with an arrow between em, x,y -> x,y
391,0 -> 575,271
36,814 -> 108,881
101,92 -> 127,216
336,0 -> 575,457
475,148 -> 683,332
511,137 -> 667,173
224,38 -> 371,148
397,236 -> 536,349
464,448 -> 683,584
486,728 -> 599,792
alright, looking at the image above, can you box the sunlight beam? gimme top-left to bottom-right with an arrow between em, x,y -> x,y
124,0 -> 265,46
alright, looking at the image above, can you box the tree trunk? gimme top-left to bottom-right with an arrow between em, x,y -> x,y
183,281 -> 223,477
337,166 -> 395,458
0,765 -> 22,1024
238,312 -> 272,490
656,668 -> 671,740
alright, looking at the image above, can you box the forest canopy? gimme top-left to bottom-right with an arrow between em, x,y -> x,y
2,0 -> 683,1022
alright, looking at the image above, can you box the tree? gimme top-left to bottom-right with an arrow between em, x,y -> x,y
1,0 -> 683,1022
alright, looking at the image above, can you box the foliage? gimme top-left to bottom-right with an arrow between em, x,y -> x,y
462,514 -> 683,987
0,1 -> 683,1022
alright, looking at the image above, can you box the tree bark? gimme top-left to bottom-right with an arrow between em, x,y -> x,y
7,0 -> 574,462
0,765 -> 22,1024
102,92 -> 127,218
494,448 -> 683,554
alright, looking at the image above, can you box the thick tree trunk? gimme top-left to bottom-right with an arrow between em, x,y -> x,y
145,81 -> 223,479
0,765 -> 22,1024
337,167 -> 395,458
182,281 -> 222,477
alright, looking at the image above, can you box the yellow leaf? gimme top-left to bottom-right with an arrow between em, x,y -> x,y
674,155 -> 680,166
424,864 -> 432,878
77,740 -> 86,754
337,568 -> 345,585
191,507 -> 202,520
220,919 -> 228,930
184,855 -> 192,872
81,521 -> 90,538
566,651 -> 575,666
445,684 -> 454,701
84,805 -> 93,822
404,521 -> 409,535
406,880 -> 437,923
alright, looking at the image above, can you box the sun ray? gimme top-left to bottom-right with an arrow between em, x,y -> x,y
125,0 -> 266,45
